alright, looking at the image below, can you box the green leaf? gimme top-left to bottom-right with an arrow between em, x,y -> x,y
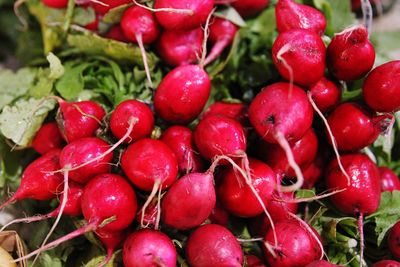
366,191 -> 400,246
29,69 -> 54,98
371,31 -> 400,64
72,6 -> 96,25
55,63 -> 91,100
319,0 -> 356,36
37,253 -> 63,267
47,52 -> 65,79
0,98 -> 56,146
67,31 -> 157,66
83,254 -> 115,267
102,4 -> 131,24
0,68 -> 37,110
214,6 -> 246,27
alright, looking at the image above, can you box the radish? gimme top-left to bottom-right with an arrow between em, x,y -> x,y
110,100 -> 154,143
41,0 -> 68,8
372,260 -> 400,267
123,229 -> 176,267
136,201 -> 158,228
208,201 -> 230,226
56,99 -> 105,143
194,115 -> 246,161
154,64 -> 211,124
257,128 -> 318,178
186,224 -> 243,267
161,126 -> 204,173
272,29 -> 326,87
245,255 -> 266,267
302,155 -> 324,189
13,173 -> 137,262
248,82 -> 313,191
154,0 -> 214,31
379,167 -> 400,192
275,0 -> 327,36
91,0 -> 131,14
104,25 -> 129,42
31,122 -> 64,155
308,77 -> 341,113
231,0 -> 269,18
201,101 -> 247,125
389,221 -> 400,260
0,149 -> 63,210
327,102 -> 390,151
204,17 -> 238,66
120,5 -> 160,88
306,260 -> 344,267
59,137 -> 113,184
161,172 -> 215,230
95,229 -> 126,267
327,26 -> 375,81
263,220 -> 323,267
217,158 -> 275,217
157,28 -> 204,66
362,60 -> 400,112
326,153 -> 381,265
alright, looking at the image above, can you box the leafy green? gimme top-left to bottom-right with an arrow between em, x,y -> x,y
102,4 -> 131,24
0,68 -> 36,109
55,62 -> 90,100
0,98 -> 55,146
47,52 -> 65,79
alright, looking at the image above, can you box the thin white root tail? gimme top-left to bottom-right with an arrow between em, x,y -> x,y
357,213 -> 365,267
199,8 -> 216,68
274,131 -> 304,192
136,34 -> 154,90
307,92 -> 351,186
140,180 -> 161,229
360,0 -> 373,36
276,43 -> 294,96
132,0 -> 194,15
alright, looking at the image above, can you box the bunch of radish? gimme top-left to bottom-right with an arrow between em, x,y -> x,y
1,0 -> 400,266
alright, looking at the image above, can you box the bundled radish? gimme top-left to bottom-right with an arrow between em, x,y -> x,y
201,101 -> 247,125
31,122 -> 64,154
379,167 -> 400,192
230,0 -> 269,18
308,77 -> 342,113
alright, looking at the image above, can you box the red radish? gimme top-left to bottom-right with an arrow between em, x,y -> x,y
264,220 -> 323,267
326,153 -> 381,264
204,17 -> 238,66
110,100 -> 154,143
161,126 -> 204,173
59,137 -> 113,184
248,82 -> 313,191
275,0 -> 326,36
0,150 -> 63,210
231,0 -> 269,18
389,221 -> 400,260
161,172 -> 216,230
123,229 -> 176,267
362,60 -> 400,112
121,138 -> 178,191
217,158 -> 275,217
120,5 -> 160,88
194,115 -> 246,161
31,122 -> 64,155
95,229 -> 126,267
379,167 -> 400,192
136,201 -> 158,228
327,26 -> 375,81
14,173 -> 137,261
306,260 -> 344,267
302,156 -> 324,189
56,100 -> 105,143
186,224 -> 243,267
104,25 -> 129,42
327,102 -> 390,151
372,260 -> 400,267
157,28 -> 204,66
91,0 -> 131,14
257,128 -> 318,177
154,65 -> 211,124
154,0 -> 214,31
208,201 -> 230,226
41,0 -> 68,8
201,101 -> 247,125
272,29 -> 326,87
308,77 -> 341,113
246,255 -> 266,267
0,181 -> 83,232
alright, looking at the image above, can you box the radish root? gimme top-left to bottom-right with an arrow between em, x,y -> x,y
360,0 -> 373,36
132,0 -> 194,15
135,34 -> 154,90
307,92 -> 351,186
0,213 -> 54,232
276,43 -> 294,96
199,8 -> 215,68
357,213 -> 365,267
141,180 -> 161,229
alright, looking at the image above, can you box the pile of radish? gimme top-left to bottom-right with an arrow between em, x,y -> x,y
1,0 -> 400,266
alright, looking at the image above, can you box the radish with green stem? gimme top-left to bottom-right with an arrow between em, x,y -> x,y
204,17 -> 238,66
275,0 -> 327,36
31,122 -> 65,155
327,26 -> 375,81
248,82 -> 313,192
11,173 -> 138,262
272,29 -> 326,87
123,229 -> 177,267
326,153 -> 381,266
0,149 -> 63,210
157,27 -> 204,66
